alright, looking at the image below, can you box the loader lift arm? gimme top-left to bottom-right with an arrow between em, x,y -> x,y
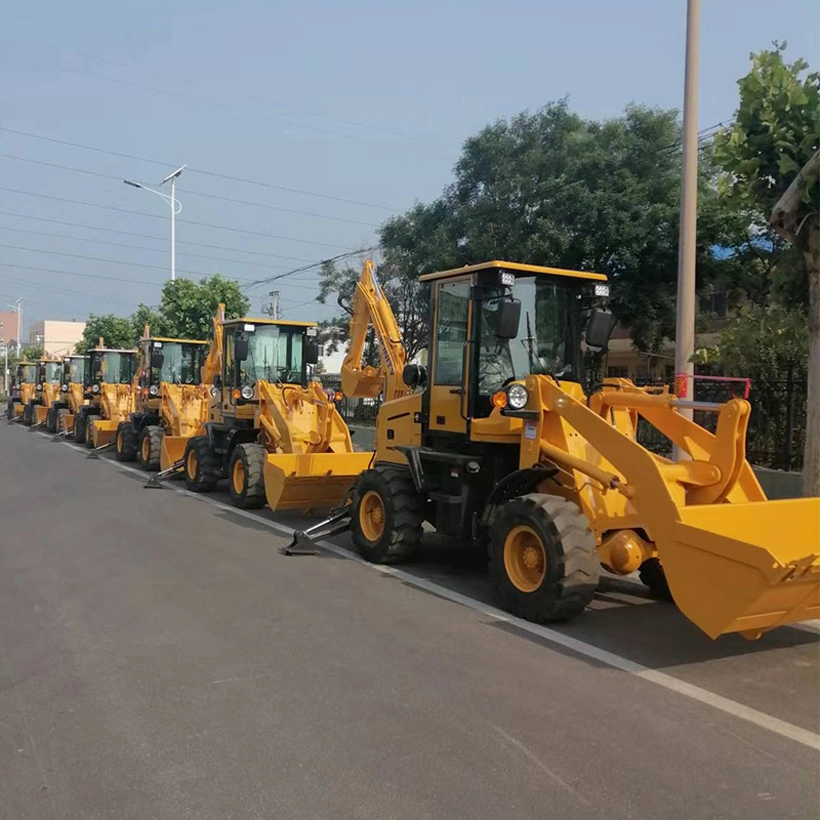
341,260 -> 410,401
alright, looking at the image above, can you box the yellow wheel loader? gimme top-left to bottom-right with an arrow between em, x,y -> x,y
29,359 -> 63,428
72,345 -> 137,449
50,355 -> 88,435
296,259 -> 819,640
181,312 -> 370,512
113,329 -> 209,470
7,362 -> 38,423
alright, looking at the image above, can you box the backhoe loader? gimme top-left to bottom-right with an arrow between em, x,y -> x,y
30,359 -> 63,428
72,343 -> 137,449
113,328 -> 208,470
296,259 -> 819,640
181,311 -> 370,512
50,355 -> 88,434
5,361 -> 36,421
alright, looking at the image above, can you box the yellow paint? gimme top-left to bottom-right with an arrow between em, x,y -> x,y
359,490 -> 386,541
503,525 -> 547,592
419,259 -> 608,282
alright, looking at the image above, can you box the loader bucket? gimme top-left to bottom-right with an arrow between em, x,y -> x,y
160,435 -> 189,472
61,413 -> 75,434
90,419 -> 119,448
263,452 -> 372,512
659,498 -> 820,639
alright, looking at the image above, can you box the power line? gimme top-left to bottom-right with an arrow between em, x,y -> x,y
0,126 -> 402,212
0,210 -> 318,263
0,153 -> 382,228
0,186 -> 358,250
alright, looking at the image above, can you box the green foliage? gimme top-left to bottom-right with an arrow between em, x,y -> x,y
131,303 -> 165,342
376,101 -> 733,352
20,344 -> 42,361
714,43 -> 820,214
156,275 -> 249,340
76,314 -> 136,353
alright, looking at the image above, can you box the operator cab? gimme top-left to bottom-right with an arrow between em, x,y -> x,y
15,362 -> 37,389
138,336 -> 208,399
36,359 -> 62,391
62,356 -> 87,393
220,318 -> 320,408
85,348 -> 137,399
417,261 -> 612,437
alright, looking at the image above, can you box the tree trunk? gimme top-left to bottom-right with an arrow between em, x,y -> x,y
803,222 -> 820,496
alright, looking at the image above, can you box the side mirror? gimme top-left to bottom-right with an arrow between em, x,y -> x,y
402,363 -> 427,389
234,336 -> 249,363
212,374 -> 222,390
151,351 -> 165,370
495,298 -> 522,340
586,309 -> 614,351
304,339 -> 319,365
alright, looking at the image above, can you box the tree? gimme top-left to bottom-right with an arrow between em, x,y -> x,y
130,303 -> 165,342
20,344 -> 42,361
376,101 -> 735,352
76,314 -> 136,353
157,275 -> 249,340
714,44 -> 820,495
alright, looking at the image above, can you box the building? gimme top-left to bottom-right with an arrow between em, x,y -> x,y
0,310 -> 20,346
28,320 -> 86,357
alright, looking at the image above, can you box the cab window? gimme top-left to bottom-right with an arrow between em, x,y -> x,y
433,281 -> 470,385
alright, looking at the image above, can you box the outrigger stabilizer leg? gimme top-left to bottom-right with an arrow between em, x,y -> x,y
144,460 -> 185,489
86,441 -> 116,459
281,503 -> 353,556
52,429 -> 71,441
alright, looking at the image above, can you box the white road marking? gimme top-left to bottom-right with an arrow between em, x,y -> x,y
60,441 -> 820,753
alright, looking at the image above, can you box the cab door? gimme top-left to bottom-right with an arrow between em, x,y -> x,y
427,277 -> 473,436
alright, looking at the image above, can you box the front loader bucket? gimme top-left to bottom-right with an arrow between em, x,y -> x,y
263,452 -> 372,512
659,498 -> 820,639
160,435 -> 189,472
91,419 -> 119,449
61,413 -> 75,434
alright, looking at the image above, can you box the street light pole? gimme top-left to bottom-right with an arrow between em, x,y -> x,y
674,0 -> 701,411
124,164 -> 186,281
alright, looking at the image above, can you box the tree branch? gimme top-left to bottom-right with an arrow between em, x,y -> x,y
769,149 -> 820,246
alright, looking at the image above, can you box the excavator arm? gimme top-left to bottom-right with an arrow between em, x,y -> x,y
341,260 -> 409,401
201,303 -> 225,385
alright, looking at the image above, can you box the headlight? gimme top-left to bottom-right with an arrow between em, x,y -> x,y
240,385 -> 254,400
149,384 -> 159,397
36,384 -> 43,391
91,384 -> 100,394
506,384 -> 529,410
210,386 -> 219,397
61,383 -> 69,392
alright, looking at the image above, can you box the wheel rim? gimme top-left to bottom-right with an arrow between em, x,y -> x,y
116,430 -> 123,453
503,525 -> 547,593
232,458 -> 245,495
359,490 -> 386,542
187,449 -> 198,480
141,435 -> 150,462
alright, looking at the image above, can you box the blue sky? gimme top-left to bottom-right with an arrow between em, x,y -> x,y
1,0 -> 818,333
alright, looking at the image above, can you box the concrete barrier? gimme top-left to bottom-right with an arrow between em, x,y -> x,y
753,466 -> 804,500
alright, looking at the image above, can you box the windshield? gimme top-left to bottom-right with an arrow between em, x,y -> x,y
150,342 -> 203,385
67,358 -> 86,383
243,325 -> 305,385
18,364 -> 36,383
476,276 -> 583,396
96,352 -> 134,385
43,362 -> 62,382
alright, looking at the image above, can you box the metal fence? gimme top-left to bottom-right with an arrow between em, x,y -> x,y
321,370 -> 808,471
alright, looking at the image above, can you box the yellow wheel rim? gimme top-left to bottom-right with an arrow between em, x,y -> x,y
232,458 -> 245,495
116,430 -> 123,452
359,490 -> 386,542
141,435 -> 150,461
187,449 -> 198,480
503,525 -> 547,593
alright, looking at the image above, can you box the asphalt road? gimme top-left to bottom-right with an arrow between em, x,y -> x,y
2,423 -> 819,820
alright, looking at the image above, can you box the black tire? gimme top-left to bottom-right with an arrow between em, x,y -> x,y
6,399 -> 16,421
56,408 -> 69,433
22,401 -> 34,426
85,419 -> 97,449
183,435 -> 220,492
228,443 -> 267,509
638,557 -> 673,601
74,410 -> 87,444
115,422 -> 139,462
351,466 -> 424,563
489,493 -> 599,624
46,404 -> 58,434
138,425 -> 164,471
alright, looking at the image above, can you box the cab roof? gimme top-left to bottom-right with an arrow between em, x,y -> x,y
418,260 -> 608,283
142,336 -> 209,345
88,347 -> 138,354
223,317 -> 317,329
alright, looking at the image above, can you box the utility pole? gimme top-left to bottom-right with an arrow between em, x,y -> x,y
674,0 -> 701,412
7,298 -> 22,356
267,291 -> 281,320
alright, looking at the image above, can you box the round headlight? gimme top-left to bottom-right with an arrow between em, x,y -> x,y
210,386 -> 219,397
506,384 -> 529,410
61,383 -> 69,392
149,384 -> 159,397
36,383 -> 43,391
91,384 -> 101,394
240,385 -> 254,400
